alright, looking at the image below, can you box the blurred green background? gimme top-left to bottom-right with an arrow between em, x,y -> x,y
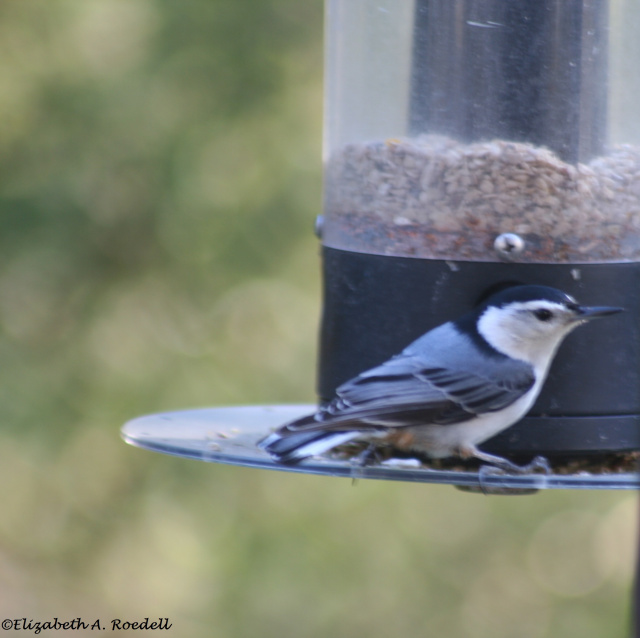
0,2 -> 636,637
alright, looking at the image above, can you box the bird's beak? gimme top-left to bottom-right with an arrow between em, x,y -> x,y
574,305 -> 625,321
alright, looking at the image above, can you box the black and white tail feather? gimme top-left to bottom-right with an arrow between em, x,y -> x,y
258,427 -> 360,464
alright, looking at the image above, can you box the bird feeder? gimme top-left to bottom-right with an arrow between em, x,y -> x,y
318,0 -> 640,472
123,0 -> 639,493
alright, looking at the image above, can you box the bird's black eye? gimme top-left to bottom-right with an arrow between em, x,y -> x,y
534,308 -> 553,321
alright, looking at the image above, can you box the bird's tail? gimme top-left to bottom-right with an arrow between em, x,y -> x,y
258,416 -> 360,464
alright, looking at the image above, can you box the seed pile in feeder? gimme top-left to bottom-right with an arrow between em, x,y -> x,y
324,136 -> 640,262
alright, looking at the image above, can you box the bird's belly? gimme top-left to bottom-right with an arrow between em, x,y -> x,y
394,390 -> 538,459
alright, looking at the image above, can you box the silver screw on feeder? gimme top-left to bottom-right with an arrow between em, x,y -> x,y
494,233 -> 525,260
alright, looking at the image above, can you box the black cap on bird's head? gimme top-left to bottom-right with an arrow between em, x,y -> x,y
479,284 -> 624,322
484,284 -> 576,308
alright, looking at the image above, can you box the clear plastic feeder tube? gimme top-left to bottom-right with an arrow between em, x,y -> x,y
322,0 -> 640,263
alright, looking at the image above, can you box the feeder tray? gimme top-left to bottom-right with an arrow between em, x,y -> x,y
121,405 -> 640,495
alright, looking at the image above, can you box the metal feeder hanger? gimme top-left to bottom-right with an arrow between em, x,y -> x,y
122,0 -> 640,496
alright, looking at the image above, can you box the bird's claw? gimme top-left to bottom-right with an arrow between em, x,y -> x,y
354,443 -> 381,467
480,454 -> 552,476
477,455 -> 552,494
349,443 -> 381,483
522,455 -> 552,475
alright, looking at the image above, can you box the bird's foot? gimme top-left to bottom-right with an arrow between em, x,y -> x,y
353,442 -> 383,466
481,454 -> 551,476
349,443 -> 381,484
476,455 -> 551,494
461,444 -> 551,475
517,455 -> 552,475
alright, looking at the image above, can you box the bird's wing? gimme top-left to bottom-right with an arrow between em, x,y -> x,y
279,355 -> 535,433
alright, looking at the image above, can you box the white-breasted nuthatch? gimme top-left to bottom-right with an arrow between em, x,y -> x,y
259,285 -> 623,474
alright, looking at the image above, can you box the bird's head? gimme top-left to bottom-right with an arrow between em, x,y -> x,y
475,285 -> 623,370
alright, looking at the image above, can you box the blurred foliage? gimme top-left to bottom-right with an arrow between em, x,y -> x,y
0,2 -> 635,638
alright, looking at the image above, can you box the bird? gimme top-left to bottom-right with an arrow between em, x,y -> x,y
258,285 -> 623,474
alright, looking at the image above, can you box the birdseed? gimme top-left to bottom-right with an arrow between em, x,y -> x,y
331,441 -> 640,476
323,136 -> 640,262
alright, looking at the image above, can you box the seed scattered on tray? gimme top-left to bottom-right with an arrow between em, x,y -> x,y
330,442 -> 640,476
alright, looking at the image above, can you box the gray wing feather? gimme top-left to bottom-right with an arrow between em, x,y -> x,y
283,352 -> 534,433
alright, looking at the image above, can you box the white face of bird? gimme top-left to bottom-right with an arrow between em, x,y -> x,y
476,299 -> 586,370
